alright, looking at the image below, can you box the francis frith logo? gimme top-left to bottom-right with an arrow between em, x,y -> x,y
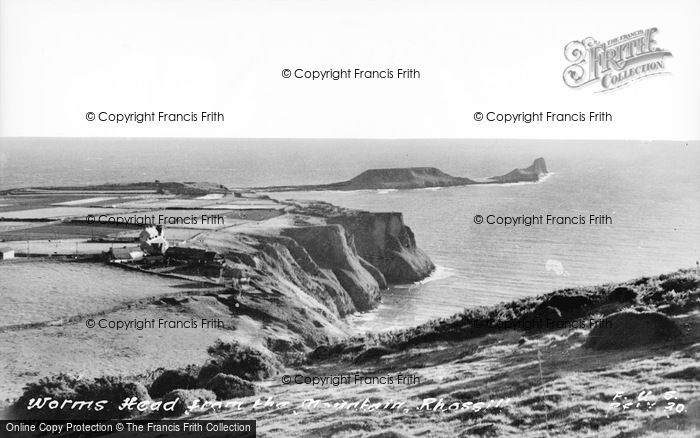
563,28 -> 672,92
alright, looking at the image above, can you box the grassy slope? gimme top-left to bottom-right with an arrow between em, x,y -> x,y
199,268 -> 700,437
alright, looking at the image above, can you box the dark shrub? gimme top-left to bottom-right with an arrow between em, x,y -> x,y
205,340 -> 281,381
609,286 -> 637,303
13,375 -> 150,420
660,277 -> 700,293
309,345 -> 330,361
205,373 -> 257,399
197,360 -> 222,387
526,305 -> 563,329
160,389 -> 216,417
149,368 -> 198,398
643,289 -> 667,303
75,377 -> 150,419
584,311 -> 682,350
13,374 -> 81,420
354,346 -> 394,364
632,277 -> 650,286
539,294 -> 594,318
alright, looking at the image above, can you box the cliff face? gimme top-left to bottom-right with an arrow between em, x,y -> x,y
327,212 -> 435,283
280,225 -> 381,311
255,234 -> 359,316
193,205 -> 434,331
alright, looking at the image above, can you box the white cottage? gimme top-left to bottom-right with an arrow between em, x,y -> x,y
139,225 -> 169,255
0,247 -> 15,260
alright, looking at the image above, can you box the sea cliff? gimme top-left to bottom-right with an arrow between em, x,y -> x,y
326,211 -> 434,283
192,201 -> 435,319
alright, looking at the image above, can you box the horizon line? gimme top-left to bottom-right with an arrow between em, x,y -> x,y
0,136 -> 697,143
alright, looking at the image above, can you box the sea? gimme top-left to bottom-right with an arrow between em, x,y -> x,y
1,138 -> 699,332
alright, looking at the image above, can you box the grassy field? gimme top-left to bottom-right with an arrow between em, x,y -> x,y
0,303 -> 238,404
0,195 -> 103,213
0,207 -> 134,220
0,261 -> 200,327
0,222 -> 140,240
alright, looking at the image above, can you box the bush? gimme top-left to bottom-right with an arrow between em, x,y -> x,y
13,374 -> 81,420
529,305 -> 563,325
609,286 -> 637,303
309,345 -> 331,361
204,373 -> 257,399
75,377 -> 150,419
160,389 -> 216,417
149,368 -> 198,398
538,294 -> 594,318
660,277 -> 700,293
584,311 -> 682,350
13,374 -> 150,420
197,360 -> 222,387
204,340 -> 281,381
354,346 -> 394,364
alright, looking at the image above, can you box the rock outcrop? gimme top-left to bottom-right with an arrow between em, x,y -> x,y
180,202 -> 434,350
489,157 -> 548,183
281,225 -> 382,311
327,211 -> 435,283
257,234 -> 360,316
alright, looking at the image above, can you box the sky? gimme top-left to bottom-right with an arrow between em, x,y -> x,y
0,0 -> 698,140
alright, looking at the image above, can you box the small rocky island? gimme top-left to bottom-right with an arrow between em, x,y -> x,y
256,157 -> 549,191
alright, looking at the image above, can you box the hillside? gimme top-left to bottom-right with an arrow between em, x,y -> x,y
213,267 -> 700,437
9,265 -> 700,437
325,167 -> 474,190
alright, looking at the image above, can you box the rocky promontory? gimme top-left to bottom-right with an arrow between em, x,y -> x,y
193,201 -> 434,319
253,158 -> 548,191
488,157 -> 549,183
327,211 -> 434,283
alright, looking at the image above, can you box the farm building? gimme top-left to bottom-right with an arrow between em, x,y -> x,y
139,225 -> 169,255
165,246 -> 222,264
0,247 -> 15,260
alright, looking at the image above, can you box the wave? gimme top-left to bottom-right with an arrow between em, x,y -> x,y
393,265 -> 456,289
536,172 -> 555,183
477,172 -> 556,188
